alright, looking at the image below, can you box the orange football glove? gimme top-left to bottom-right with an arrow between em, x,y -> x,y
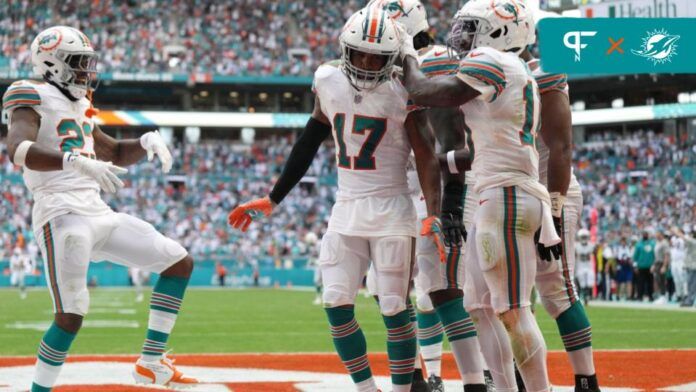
228,196 -> 274,232
421,216 -> 446,263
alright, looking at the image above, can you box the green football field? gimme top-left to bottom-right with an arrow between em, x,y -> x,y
0,288 -> 695,356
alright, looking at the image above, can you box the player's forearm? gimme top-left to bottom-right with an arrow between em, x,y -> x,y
546,145 -> 572,195
268,117 -> 330,205
19,144 -> 65,171
114,139 -> 148,167
416,155 -> 441,216
437,150 -> 470,179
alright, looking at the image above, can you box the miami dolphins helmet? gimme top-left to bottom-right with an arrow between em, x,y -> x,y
447,0 -> 532,58
366,0 -> 429,36
340,6 -> 401,90
31,26 -> 98,100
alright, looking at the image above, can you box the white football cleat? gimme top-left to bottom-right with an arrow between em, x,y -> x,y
133,351 -> 198,389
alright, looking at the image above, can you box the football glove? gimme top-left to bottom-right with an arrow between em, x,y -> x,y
63,153 -> 127,193
535,216 -> 563,262
228,196 -> 274,232
140,130 -> 173,173
421,216 -> 446,263
441,211 -> 466,247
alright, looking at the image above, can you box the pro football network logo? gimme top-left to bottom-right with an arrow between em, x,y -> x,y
563,31 -> 597,62
631,29 -> 680,65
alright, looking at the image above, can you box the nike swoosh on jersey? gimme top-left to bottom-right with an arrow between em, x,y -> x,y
433,51 -> 447,57
469,52 -> 484,58
479,199 -> 489,205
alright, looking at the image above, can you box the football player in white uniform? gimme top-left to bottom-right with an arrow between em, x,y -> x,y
10,245 -> 32,299
575,229 -> 596,305
364,2 -> 489,391
398,0 -> 558,390
4,26 -> 197,391
521,8 -> 600,391
229,7 -> 443,392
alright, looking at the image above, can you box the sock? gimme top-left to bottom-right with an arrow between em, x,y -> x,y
435,297 -> 484,384
470,308 -> 517,392
504,307 -> 549,392
416,309 -> 443,377
383,309 -> 417,391
557,301 -> 595,376
141,275 -> 189,362
406,299 -> 423,371
32,322 -> 77,391
575,374 -> 600,391
326,306 -> 376,388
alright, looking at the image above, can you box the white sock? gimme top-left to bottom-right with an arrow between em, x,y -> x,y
567,347 -> 596,376
420,343 -> 442,377
450,337 -> 485,384
356,377 -> 378,392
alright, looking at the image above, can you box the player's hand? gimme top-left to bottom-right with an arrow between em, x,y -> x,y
140,130 -> 173,173
228,196 -> 274,232
441,211 -> 466,247
421,216 -> 446,263
535,216 -> 563,262
64,153 -> 128,193
394,22 -> 418,61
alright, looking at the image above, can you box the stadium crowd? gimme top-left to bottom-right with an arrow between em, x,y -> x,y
0,130 -> 695,304
0,0 -> 459,77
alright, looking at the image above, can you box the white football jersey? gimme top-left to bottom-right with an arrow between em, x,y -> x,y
313,61 -> 419,201
9,250 -> 31,272
576,242 -> 594,266
527,59 -> 582,198
2,80 -> 111,228
456,47 -> 540,193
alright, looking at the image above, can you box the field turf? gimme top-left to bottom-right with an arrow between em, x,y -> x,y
1,288 -> 695,356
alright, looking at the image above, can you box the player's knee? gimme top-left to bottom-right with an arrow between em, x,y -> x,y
54,313 -> 83,334
429,288 -> 463,308
498,308 -> 542,365
378,295 -> 406,316
162,254 -> 194,278
416,293 -> 434,312
322,284 -> 353,308
540,294 -> 570,320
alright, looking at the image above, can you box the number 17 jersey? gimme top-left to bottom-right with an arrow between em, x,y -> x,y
312,61 -> 421,237
313,61 -> 421,202
2,80 -> 111,228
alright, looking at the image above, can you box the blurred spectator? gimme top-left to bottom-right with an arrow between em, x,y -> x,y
633,230 -> 656,302
652,230 -> 670,304
215,261 -> 227,287
615,237 -> 633,301
672,227 -> 696,307
670,234 -> 687,303
0,0 -> 458,77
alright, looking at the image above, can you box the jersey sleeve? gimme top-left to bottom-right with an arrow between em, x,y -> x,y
535,72 -> 568,95
456,50 -> 507,103
420,54 -> 459,78
2,81 -> 42,114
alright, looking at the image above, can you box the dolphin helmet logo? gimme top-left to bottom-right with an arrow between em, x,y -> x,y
632,29 -> 680,65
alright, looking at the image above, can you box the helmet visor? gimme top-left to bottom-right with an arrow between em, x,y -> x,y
59,51 -> 99,92
446,16 -> 491,59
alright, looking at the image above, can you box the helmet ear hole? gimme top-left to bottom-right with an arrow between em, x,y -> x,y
44,61 -> 54,67
490,28 -> 501,38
